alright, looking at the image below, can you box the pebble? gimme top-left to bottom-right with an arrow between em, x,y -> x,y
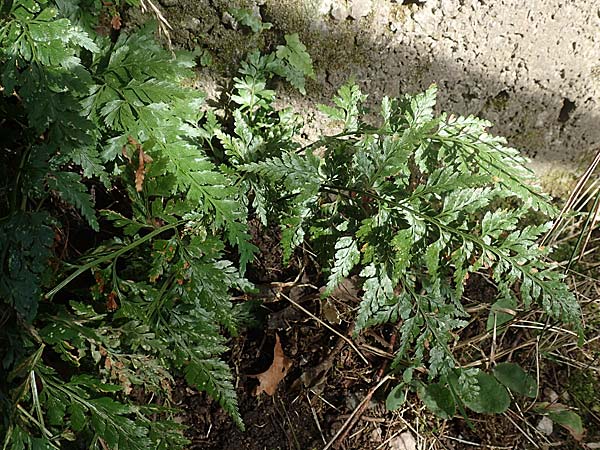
158,0 -> 178,7
349,0 -> 372,19
221,11 -> 237,30
537,416 -> 553,435
331,5 -> 349,21
388,431 -> 417,450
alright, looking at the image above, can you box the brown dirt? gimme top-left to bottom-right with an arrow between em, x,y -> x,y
171,275 -> 595,450
168,222 -> 596,450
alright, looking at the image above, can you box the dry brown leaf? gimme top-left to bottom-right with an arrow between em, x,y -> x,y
121,145 -> 131,163
111,14 -> 121,30
320,276 -> 360,302
106,291 -> 118,311
250,334 -> 292,396
130,137 -> 152,192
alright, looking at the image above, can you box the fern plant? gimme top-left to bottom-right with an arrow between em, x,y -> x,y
1,0 -> 319,444
0,0 -> 305,447
229,81 -> 581,414
0,0 -> 582,444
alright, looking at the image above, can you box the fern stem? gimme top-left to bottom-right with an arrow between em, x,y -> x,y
432,134 -> 543,201
45,221 -> 183,300
148,273 -> 176,326
321,182 -> 572,321
11,145 -> 30,213
295,127 -> 378,154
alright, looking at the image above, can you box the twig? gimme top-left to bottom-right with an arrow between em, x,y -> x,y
440,434 -> 515,449
139,0 -> 173,49
279,292 -> 369,366
278,397 -> 301,450
490,313 -> 497,368
306,393 -> 327,444
336,414 -> 386,423
299,336 -> 346,389
310,389 -> 340,411
524,336 -> 541,413
375,428 -> 406,450
503,411 -> 540,449
376,333 -> 396,381
541,147 -> 600,247
322,375 -> 392,450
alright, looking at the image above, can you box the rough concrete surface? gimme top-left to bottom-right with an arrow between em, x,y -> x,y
147,0 -> 600,174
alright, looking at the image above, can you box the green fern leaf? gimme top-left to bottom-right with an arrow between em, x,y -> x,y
324,236 -> 360,296
273,33 -> 314,94
405,84 -> 437,127
184,358 -> 243,430
226,222 -> 258,275
318,82 -> 367,131
0,212 -> 54,321
228,7 -> 272,33
280,203 -> 310,264
356,264 -> 395,331
67,146 -> 109,186
47,171 -> 98,230
241,152 -> 321,194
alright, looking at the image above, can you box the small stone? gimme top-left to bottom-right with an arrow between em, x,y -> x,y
371,427 -> 383,442
537,416 -> 553,436
345,392 -> 360,410
331,5 -> 349,21
403,19 -> 415,33
183,17 -> 201,31
440,0 -> 459,17
221,11 -> 237,30
322,299 -> 341,324
544,388 -> 559,403
389,431 -> 417,450
349,0 -> 372,19
318,0 -> 335,16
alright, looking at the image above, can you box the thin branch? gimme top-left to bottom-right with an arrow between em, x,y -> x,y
278,292 -> 369,366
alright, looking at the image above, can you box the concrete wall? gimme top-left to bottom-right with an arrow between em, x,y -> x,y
154,0 -> 600,173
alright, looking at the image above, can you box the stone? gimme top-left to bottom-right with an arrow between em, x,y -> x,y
158,0 -> 178,7
389,432 -> 417,450
370,427 -> 383,442
537,416 -> 553,436
318,0 -> 335,16
331,5 -> 349,21
221,12 -> 237,30
349,0 -> 372,19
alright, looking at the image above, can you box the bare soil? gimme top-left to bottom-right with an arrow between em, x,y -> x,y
171,232 -> 594,450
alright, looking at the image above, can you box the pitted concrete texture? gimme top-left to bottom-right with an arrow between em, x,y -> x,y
152,0 -> 600,173
369,0 -> 600,172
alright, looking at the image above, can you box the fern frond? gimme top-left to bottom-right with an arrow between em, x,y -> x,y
324,236 -> 360,296
273,33 -> 314,95
47,171 -> 98,230
67,146 -> 110,186
241,152 -> 322,195
0,212 -> 54,322
184,358 -> 243,430
318,82 -> 367,132
355,264 -> 396,331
